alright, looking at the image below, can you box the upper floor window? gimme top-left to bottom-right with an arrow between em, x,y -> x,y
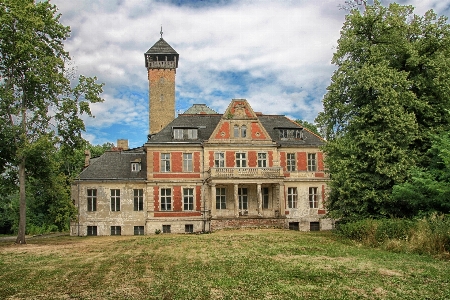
173,128 -> 198,140
258,152 -> 267,168
183,188 -> 194,211
160,153 -> 170,172
279,129 -> 304,140
215,152 -> 224,168
131,162 -> 141,172
241,125 -> 247,138
287,187 -> 297,208
183,153 -> 193,172
287,153 -> 296,171
110,189 -> 120,211
309,187 -> 318,208
236,152 -> 247,168
234,125 -> 239,138
160,188 -> 172,211
308,153 -> 317,171
87,189 -> 97,212
234,125 -> 247,138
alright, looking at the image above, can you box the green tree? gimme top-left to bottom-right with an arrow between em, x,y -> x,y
295,120 -> 321,136
316,1 -> 450,221
0,0 -> 103,243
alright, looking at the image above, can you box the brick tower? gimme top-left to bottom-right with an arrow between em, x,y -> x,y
144,31 -> 179,134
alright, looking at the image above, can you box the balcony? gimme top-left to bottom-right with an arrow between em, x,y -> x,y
209,167 -> 284,179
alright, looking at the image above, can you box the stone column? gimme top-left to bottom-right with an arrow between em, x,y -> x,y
257,183 -> 262,216
234,184 -> 239,217
210,183 -> 216,218
279,182 -> 285,216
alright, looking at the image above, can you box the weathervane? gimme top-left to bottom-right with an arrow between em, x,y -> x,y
160,25 -> 163,38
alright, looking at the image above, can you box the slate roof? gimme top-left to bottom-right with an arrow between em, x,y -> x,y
77,149 -> 146,180
147,114 -> 222,144
145,38 -> 178,55
183,104 -> 218,115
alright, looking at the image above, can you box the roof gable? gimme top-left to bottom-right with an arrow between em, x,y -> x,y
145,38 -> 178,55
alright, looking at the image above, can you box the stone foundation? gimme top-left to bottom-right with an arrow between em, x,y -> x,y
211,217 -> 285,231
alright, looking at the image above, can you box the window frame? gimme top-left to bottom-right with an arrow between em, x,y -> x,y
214,152 -> 225,168
160,153 -> 171,172
183,188 -> 194,211
236,152 -> 247,168
87,226 -> 97,236
309,187 -> 319,208
257,152 -> 267,168
134,226 -> 144,235
110,189 -> 120,211
162,225 -> 171,233
183,153 -> 193,172
131,162 -> 141,172
238,187 -> 248,210
308,153 -> 317,171
134,189 -> 144,211
262,187 -> 269,209
287,187 -> 298,209
160,188 -> 172,211
87,189 -> 97,212
111,226 -> 121,236
287,153 -> 296,171
216,187 -> 226,209
185,224 -> 194,233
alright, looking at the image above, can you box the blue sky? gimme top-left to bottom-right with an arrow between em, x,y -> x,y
51,0 -> 450,148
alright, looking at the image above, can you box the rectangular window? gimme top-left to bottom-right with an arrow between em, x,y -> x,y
214,152 -> 224,168
238,188 -> 248,210
187,129 -> 198,139
134,189 -> 144,211
131,162 -> 141,172
241,125 -> 247,138
310,222 -> 320,231
287,187 -> 297,209
160,153 -> 171,172
234,125 -> 239,137
160,188 -> 172,211
87,189 -> 97,212
258,152 -> 267,168
87,226 -> 97,236
216,187 -> 226,209
308,153 -> 317,171
236,152 -> 247,168
174,128 -> 198,139
111,226 -> 121,236
262,187 -> 269,209
173,129 -> 183,139
110,189 -> 120,211
309,187 -> 318,208
162,225 -> 171,233
183,153 -> 193,172
185,224 -> 193,233
289,222 -> 300,231
183,188 -> 194,211
287,153 -> 296,171
134,226 -> 144,235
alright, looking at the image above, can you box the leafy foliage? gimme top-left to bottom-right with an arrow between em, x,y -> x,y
294,119 -> 321,136
316,1 -> 450,220
0,0 -> 104,242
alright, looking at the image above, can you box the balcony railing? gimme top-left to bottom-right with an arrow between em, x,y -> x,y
209,167 -> 284,178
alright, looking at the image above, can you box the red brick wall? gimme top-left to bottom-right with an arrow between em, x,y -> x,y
215,122 -> 230,139
154,173 -> 200,179
209,151 -> 214,168
172,152 -> 182,172
248,151 -> 257,167
154,212 -> 202,217
251,122 -> 266,139
153,186 -> 159,211
318,152 -> 324,171
196,186 -> 201,211
226,151 -> 235,167
268,151 -> 273,167
298,152 -> 307,171
194,152 -> 201,172
153,152 -> 159,173
280,152 -> 286,170
173,186 -> 182,211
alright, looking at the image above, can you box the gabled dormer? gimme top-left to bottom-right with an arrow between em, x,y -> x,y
208,99 -> 273,143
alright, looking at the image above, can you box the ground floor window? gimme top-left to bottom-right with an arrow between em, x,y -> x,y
287,187 -> 298,208
262,187 -> 269,209
134,226 -> 144,235
185,224 -> 193,233
309,187 -> 318,208
111,226 -> 121,236
87,226 -> 97,236
310,222 -> 320,231
238,188 -> 248,210
162,225 -> 171,233
289,222 -> 299,231
216,187 -> 226,209
183,188 -> 194,211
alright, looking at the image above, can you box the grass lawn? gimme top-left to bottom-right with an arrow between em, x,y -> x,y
0,229 -> 449,299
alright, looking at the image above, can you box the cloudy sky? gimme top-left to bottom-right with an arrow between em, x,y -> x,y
50,0 -> 450,148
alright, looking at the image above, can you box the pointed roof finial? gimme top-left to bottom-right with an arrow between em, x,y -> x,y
160,25 -> 163,39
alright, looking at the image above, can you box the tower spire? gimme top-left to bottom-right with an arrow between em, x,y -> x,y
160,25 -> 163,39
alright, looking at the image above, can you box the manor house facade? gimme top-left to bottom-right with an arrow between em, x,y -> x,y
70,35 -> 332,236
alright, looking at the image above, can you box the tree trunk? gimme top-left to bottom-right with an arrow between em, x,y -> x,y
16,157 -> 27,244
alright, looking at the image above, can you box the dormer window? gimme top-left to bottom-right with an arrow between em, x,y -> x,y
173,128 -> 198,140
131,162 -> 141,172
279,129 -> 304,140
233,124 -> 247,138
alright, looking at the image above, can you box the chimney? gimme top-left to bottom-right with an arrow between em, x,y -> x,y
84,149 -> 91,168
117,139 -> 129,150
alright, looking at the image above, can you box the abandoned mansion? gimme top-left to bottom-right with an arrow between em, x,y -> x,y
70,35 -> 332,236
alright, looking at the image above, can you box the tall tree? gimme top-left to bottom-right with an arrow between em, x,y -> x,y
0,0 -> 103,243
316,1 -> 450,220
